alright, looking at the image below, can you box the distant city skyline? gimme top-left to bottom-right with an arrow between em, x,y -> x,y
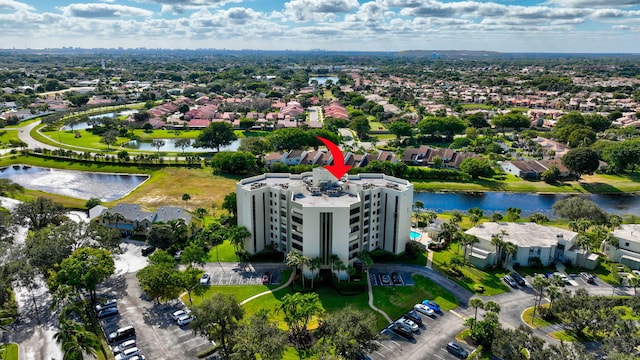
1,0 -> 639,53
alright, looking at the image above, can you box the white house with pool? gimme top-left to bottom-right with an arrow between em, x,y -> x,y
464,222 -> 597,269
236,168 -> 413,277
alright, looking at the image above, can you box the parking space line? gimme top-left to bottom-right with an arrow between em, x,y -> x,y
374,351 -> 386,358
433,353 -> 446,359
374,340 -> 393,351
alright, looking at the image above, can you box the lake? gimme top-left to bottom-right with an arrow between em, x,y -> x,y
123,138 -> 241,152
309,76 -> 339,85
413,191 -> 640,217
61,110 -> 139,130
0,165 -> 149,201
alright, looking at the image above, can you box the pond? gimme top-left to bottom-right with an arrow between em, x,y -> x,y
0,165 -> 148,201
61,110 -> 139,130
122,138 -> 241,152
413,191 -> 640,217
309,76 -> 339,85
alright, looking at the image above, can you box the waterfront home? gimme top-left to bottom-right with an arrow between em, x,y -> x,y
602,224 -> 640,270
90,203 -> 193,236
465,222 -> 597,270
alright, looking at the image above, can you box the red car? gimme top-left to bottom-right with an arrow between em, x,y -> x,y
262,272 -> 271,284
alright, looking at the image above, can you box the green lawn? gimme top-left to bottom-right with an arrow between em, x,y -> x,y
184,281 -> 283,307
521,305 -> 554,329
548,330 -> 579,342
460,104 -> 495,110
373,274 -> 459,322
0,129 -> 21,148
369,122 -> 387,131
205,240 -> 239,262
0,343 -> 18,360
431,243 -> 510,296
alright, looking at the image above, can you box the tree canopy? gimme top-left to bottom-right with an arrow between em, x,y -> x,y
552,196 -> 608,224
562,147 -> 600,179
194,121 -> 238,152
13,196 -> 68,230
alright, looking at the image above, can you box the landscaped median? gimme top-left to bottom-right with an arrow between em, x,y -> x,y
430,242 -> 511,296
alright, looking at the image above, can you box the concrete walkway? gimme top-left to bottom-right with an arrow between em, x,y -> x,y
365,270 -> 393,324
239,270 -> 295,305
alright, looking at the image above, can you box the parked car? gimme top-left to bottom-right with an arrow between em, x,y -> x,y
391,272 -> 402,285
177,315 -> 194,327
414,303 -> 435,316
395,318 -> 419,332
446,342 -> 469,359
403,311 -> 423,326
503,275 -> 518,288
580,272 -> 596,284
355,353 -> 372,360
509,271 -> 526,286
633,270 -> 640,277
128,356 -> 145,360
141,246 -> 155,256
199,273 -> 210,285
390,323 -> 413,340
108,326 -> 136,344
111,339 -> 136,355
421,300 -> 441,312
95,299 -> 117,312
114,347 -> 139,360
552,272 -> 569,284
262,272 -> 271,285
171,309 -> 191,321
174,250 -> 182,260
97,307 -> 119,319
380,274 -> 391,285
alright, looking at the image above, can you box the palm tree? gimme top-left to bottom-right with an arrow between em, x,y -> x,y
547,285 -> 561,311
628,276 -> 640,295
469,214 -> 480,227
450,211 -> 463,227
607,214 -> 622,231
483,300 -> 500,314
529,213 -> 549,224
576,233 -> 592,268
230,226 -> 251,261
414,201 -> 424,212
286,251 -> 304,283
309,257 -> 322,288
182,193 -> 191,210
329,254 -> 340,274
506,207 -> 521,222
299,255 -> 310,288
54,319 -> 101,360
531,274 -> 549,321
463,235 -> 480,263
469,298 -> 484,329
491,230 -> 507,268
491,212 -> 503,222
333,258 -> 346,282
503,242 -> 518,269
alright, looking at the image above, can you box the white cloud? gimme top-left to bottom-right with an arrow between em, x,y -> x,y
284,0 -> 359,21
546,0 -> 640,7
58,3 -> 153,18
0,0 -> 34,11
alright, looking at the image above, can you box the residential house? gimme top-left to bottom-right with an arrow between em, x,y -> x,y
90,203 -> 193,236
402,146 -> 476,169
464,222 -> 596,269
602,224 -> 640,270
500,159 -> 570,179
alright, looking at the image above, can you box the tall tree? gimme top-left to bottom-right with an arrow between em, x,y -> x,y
13,196 -> 68,230
100,130 -> 118,150
54,319 -> 101,360
182,193 -> 191,210
228,310 -> 287,360
136,262 -> 181,304
562,147 -> 600,179
317,307 -> 380,359
469,298 -> 484,330
276,293 -> 323,349
151,139 -> 166,153
194,121 -> 238,152
552,196 -> 608,223
191,294 -> 244,357
53,247 -> 115,302
180,265 -> 204,304
230,226 -> 251,260
222,192 -> 238,218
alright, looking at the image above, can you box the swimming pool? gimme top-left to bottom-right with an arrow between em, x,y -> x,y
410,230 -> 421,239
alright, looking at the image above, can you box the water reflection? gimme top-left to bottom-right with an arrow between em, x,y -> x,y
0,165 -> 148,201
123,138 -> 240,152
413,191 -> 640,217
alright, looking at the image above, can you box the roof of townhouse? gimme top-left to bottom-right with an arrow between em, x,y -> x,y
154,206 -> 192,224
107,203 -> 153,222
613,224 -> 640,242
466,222 -> 577,248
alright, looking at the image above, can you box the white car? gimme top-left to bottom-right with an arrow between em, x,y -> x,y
395,318 -> 419,332
632,270 -> 640,277
171,309 -> 191,321
177,315 -> 194,327
414,303 -> 435,316
552,272 -> 569,283
111,339 -> 136,355
199,273 -> 210,285
114,347 -> 139,360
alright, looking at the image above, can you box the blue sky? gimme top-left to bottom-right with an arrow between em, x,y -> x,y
1,0 -> 639,52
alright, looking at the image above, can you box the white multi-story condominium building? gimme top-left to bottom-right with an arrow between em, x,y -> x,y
236,168 -> 413,276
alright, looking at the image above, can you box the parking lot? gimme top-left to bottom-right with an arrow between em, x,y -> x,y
368,305 -> 472,360
197,262 -> 285,286
369,270 -> 414,286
